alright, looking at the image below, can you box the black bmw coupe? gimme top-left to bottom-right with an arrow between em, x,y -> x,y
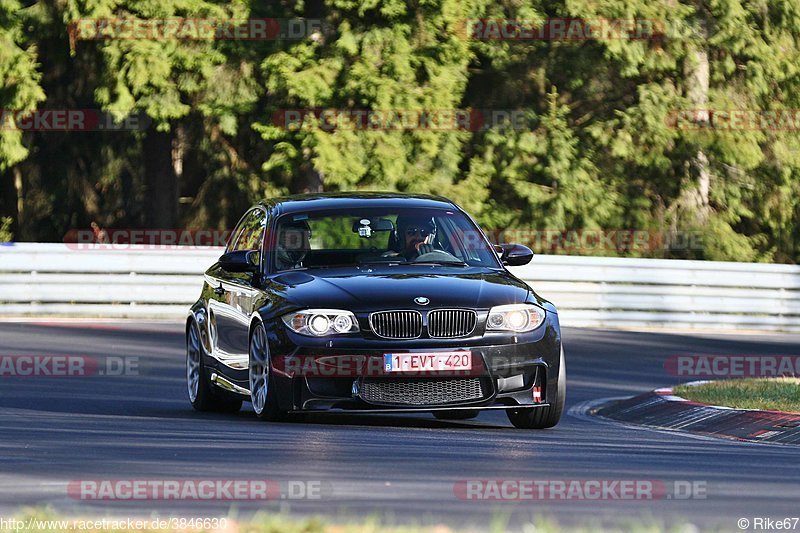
186,192 -> 565,428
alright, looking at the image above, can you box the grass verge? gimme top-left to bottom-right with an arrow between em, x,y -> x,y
673,377 -> 800,412
0,508 -> 706,533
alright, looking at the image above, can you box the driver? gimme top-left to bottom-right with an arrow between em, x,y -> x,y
275,220 -> 311,270
390,215 -> 438,261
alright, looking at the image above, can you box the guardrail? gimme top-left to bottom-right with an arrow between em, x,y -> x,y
0,243 -> 214,319
1,243 -> 799,331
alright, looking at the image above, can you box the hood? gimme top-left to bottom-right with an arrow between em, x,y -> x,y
266,266 -> 535,313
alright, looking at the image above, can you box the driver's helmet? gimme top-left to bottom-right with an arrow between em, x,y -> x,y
276,219 -> 311,269
391,214 -> 437,252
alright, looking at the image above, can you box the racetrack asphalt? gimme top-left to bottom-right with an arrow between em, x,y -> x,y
0,321 -> 799,531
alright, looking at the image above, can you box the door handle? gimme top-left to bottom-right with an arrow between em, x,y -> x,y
213,285 -> 225,296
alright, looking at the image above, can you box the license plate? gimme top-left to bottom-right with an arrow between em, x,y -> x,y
383,351 -> 472,372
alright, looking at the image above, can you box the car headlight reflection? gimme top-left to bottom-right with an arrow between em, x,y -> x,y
332,314 -> 354,333
282,309 -> 360,336
309,314 -> 331,335
486,304 -> 545,332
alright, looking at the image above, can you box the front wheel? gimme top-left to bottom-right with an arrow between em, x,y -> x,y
186,319 -> 242,413
507,347 -> 566,429
249,322 -> 287,421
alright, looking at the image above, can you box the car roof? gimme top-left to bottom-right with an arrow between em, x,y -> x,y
258,191 -> 458,216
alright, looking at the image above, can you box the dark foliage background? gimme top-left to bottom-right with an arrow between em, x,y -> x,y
1,0 -> 799,262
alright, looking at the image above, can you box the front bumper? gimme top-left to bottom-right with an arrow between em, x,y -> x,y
266,313 -> 562,413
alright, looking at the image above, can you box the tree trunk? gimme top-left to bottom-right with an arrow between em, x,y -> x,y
0,168 -> 20,239
143,128 -> 178,229
14,167 -> 23,236
684,31 -> 711,221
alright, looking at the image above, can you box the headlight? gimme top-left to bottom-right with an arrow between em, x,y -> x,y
281,309 -> 360,336
486,304 -> 545,332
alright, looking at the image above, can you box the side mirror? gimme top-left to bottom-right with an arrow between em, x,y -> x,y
496,243 -> 534,266
219,250 -> 260,273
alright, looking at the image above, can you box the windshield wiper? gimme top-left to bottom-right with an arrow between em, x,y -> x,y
410,260 -> 468,266
358,260 -> 404,266
358,259 -> 468,267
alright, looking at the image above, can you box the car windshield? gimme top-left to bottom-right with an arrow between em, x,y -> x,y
271,207 -> 500,271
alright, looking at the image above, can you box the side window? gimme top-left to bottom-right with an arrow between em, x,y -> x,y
226,213 -> 250,253
436,216 -> 467,261
228,209 -> 266,252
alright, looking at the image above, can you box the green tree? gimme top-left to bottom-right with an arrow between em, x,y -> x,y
468,89 -> 619,248
254,0 -> 490,213
62,0 -> 265,230
567,0 -> 800,261
0,0 -> 45,170
0,0 -> 45,237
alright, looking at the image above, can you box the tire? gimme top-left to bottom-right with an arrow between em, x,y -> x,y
249,322 -> 287,421
506,346 -> 566,429
186,319 -> 243,413
433,410 -> 479,420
